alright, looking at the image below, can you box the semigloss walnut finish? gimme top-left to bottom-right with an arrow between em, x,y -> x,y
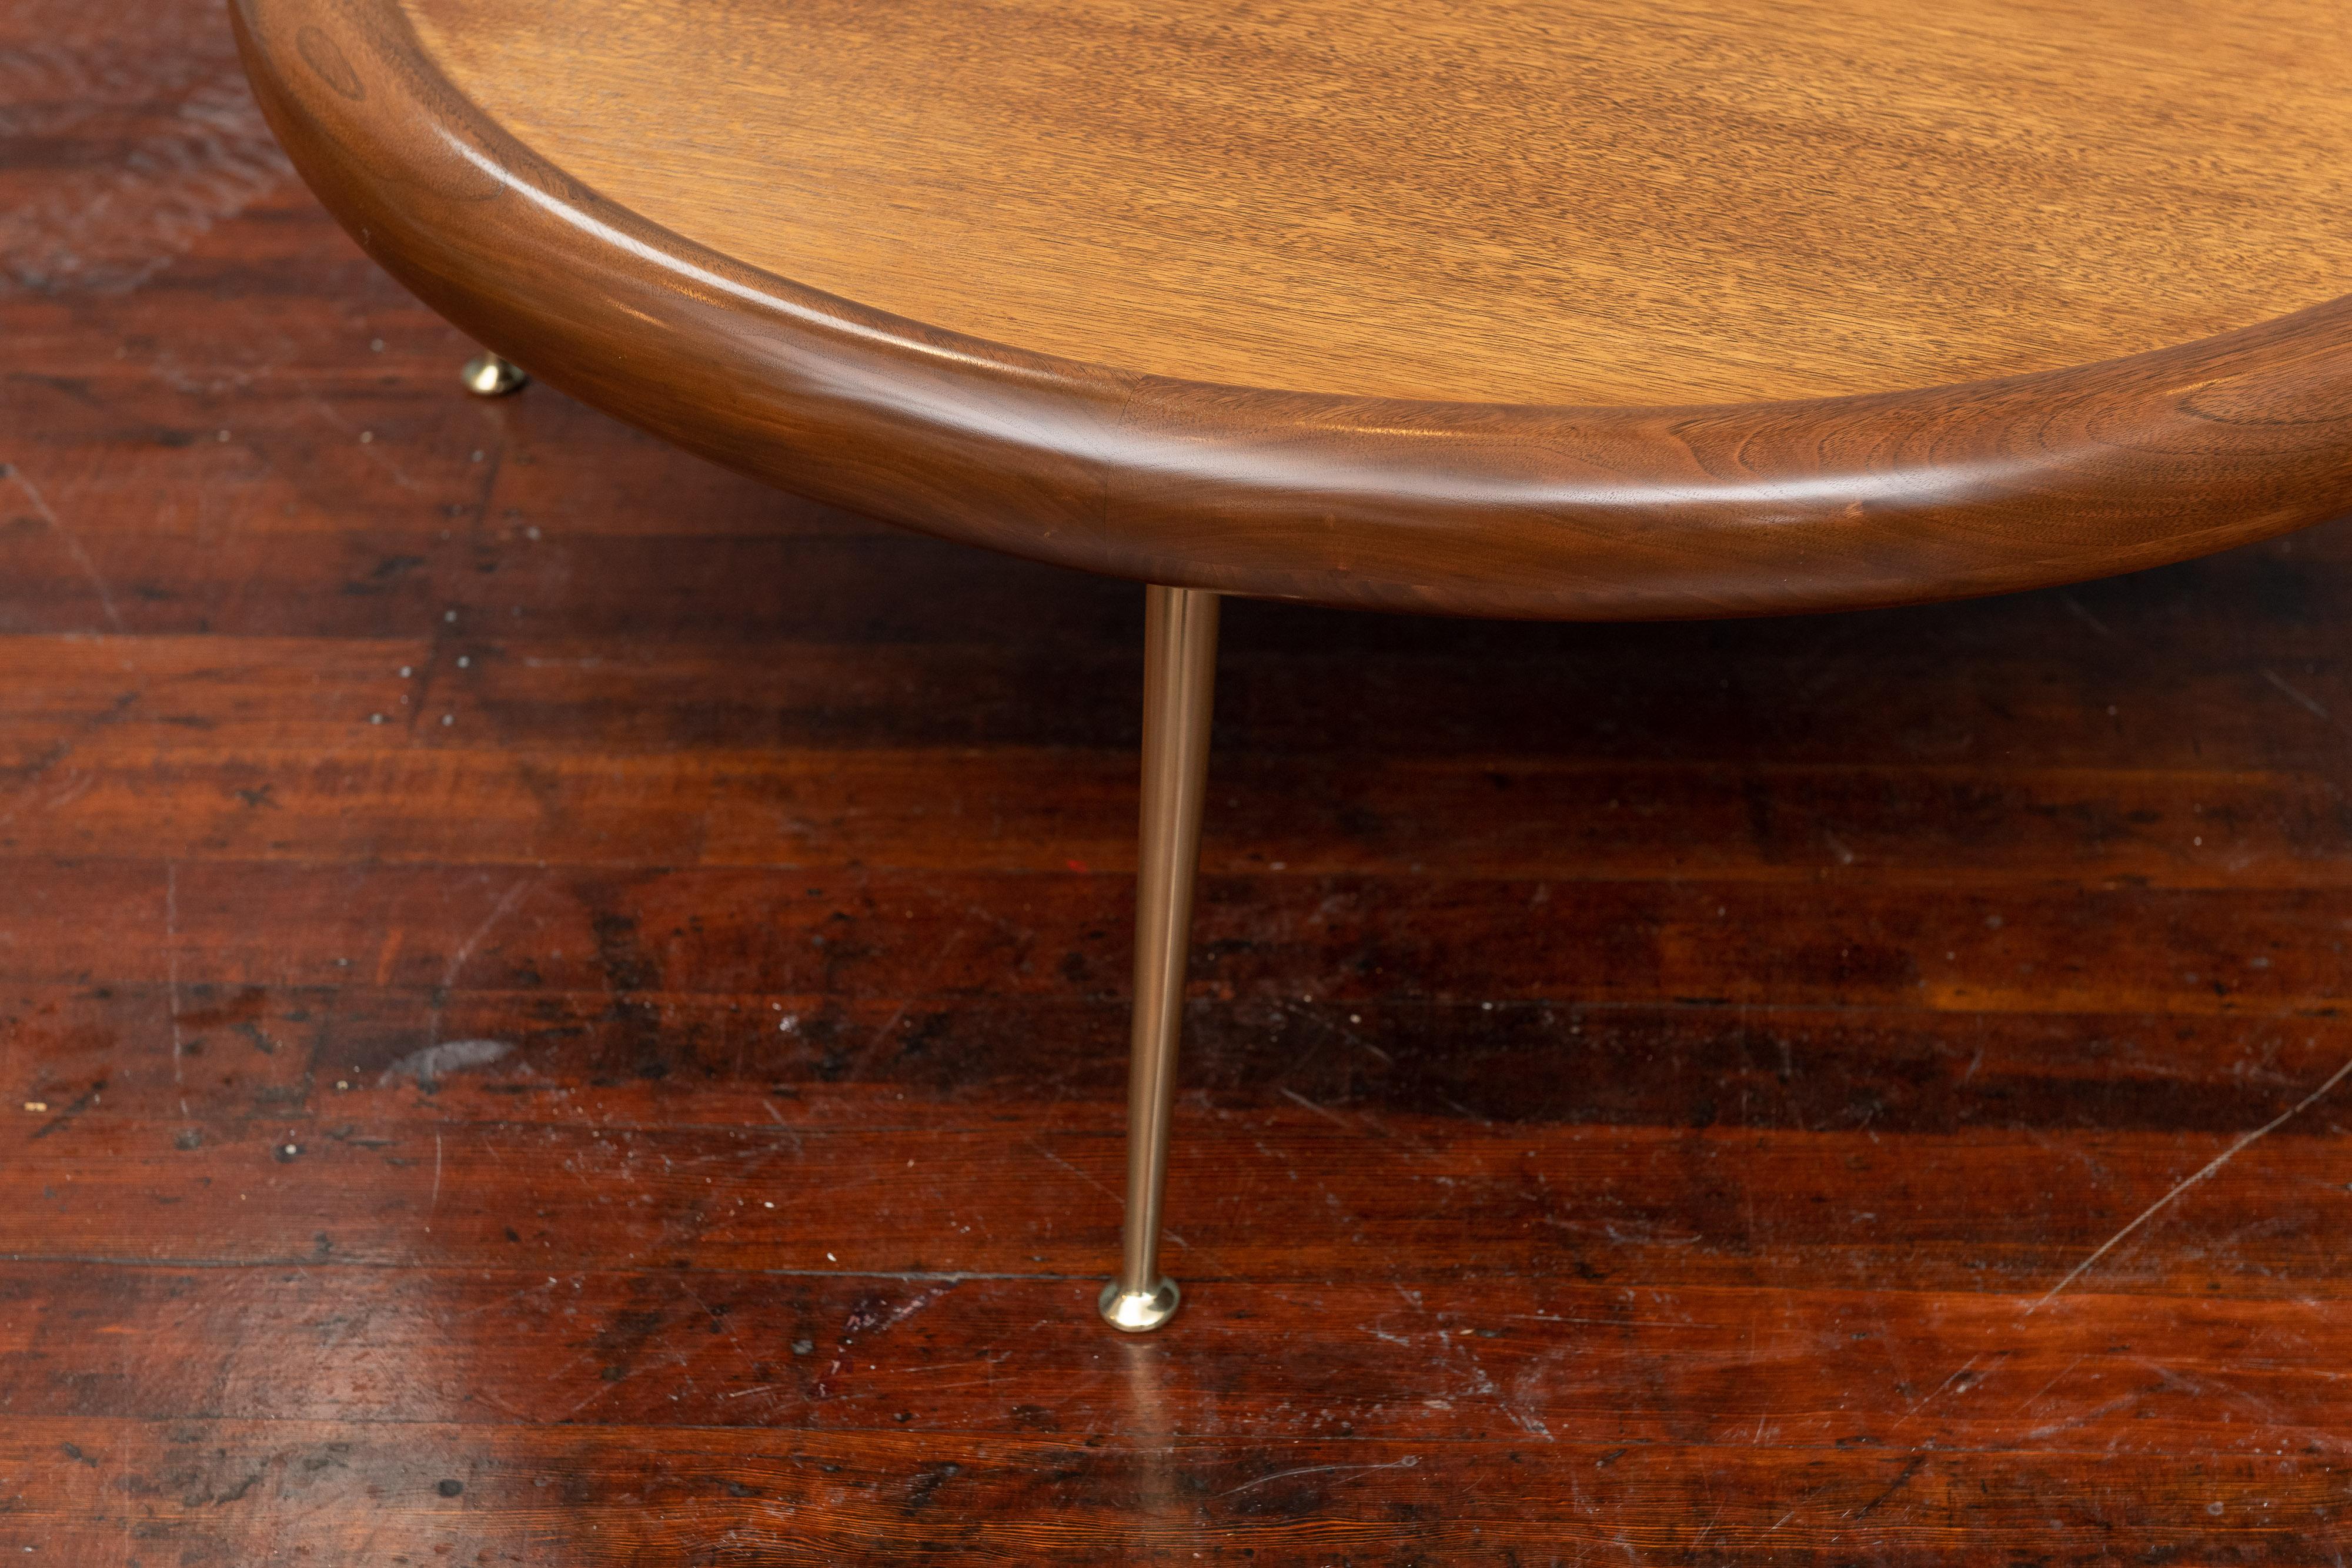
405,0 -> 2352,409
230,0 -> 2352,620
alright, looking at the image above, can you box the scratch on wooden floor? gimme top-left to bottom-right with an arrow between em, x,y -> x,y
1027,1141 -> 1190,1248
2009,1354 -> 2085,1418
164,861 -> 187,1118
549,1374 -> 613,1423
757,1096 -> 807,1153
878,1285 -> 952,1332
671,1278 -> 770,1390
6,464 -> 123,630
116,1342 -> 135,1562
1889,1353 -> 1984,1432
1434,1093 -> 1494,1126
29,1080 -> 103,1141
425,877 -> 534,1049
430,1132 -> 443,1212
844,925 -> 972,1079
2061,593 -> 2115,641
1769,1480 -> 1835,1534
302,393 -> 432,494
2023,1391 -> 2142,1442
2262,668 -> 2332,721
446,878 -> 534,990
1278,1085 -> 1354,1127
2029,1052 -> 2352,1312
1503,1358 -> 1559,1443
2131,1357 -> 2296,1430
1218,1455 -> 1420,1497
1846,1454 -> 1927,1520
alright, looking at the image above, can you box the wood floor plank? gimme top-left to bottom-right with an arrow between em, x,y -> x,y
9,1111 -> 2352,1297
19,979 -> 2352,1154
9,735 -> 2352,888
1,857 -> 2343,1018
0,1417 -> 2334,1565
446,628 -> 2352,766
5,1263 -> 2347,1459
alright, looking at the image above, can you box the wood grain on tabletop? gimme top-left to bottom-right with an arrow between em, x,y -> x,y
406,0 -> 2352,407
6,0 -> 2352,1561
230,0 -> 2352,617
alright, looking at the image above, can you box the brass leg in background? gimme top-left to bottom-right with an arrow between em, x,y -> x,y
461,351 -> 530,396
1099,584 -> 1220,1332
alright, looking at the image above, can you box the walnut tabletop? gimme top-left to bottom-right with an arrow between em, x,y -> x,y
232,0 -> 2352,617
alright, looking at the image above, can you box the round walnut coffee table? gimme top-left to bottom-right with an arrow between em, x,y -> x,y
233,0 -> 2352,1330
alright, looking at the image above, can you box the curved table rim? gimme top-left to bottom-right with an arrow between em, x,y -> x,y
233,0 -> 2352,620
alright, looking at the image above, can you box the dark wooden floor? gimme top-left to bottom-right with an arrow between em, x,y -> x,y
9,6 -> 2352,1563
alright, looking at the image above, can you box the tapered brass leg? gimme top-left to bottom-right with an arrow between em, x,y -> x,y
1099,584 -> 1220,1332
460,352 -> 529,396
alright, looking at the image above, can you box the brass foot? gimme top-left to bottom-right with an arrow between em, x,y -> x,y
1098,1276 -> 1181,1332
460,351 -> 529,397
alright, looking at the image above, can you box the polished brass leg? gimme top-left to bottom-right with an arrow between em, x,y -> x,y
460,351 -> 530,396
1098,583 -> 1220,1332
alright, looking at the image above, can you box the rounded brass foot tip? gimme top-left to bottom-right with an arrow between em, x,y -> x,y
1098,1277 -> 1181,1332
460,352 -> 529,397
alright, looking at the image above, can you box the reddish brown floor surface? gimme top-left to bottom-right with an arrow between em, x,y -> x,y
6,5 -> 2352,1563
